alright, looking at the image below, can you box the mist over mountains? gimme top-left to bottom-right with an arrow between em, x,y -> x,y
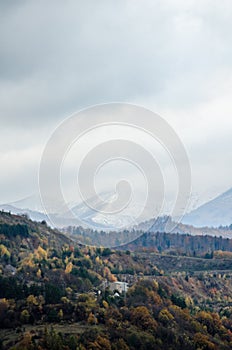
1,188 -> 232,238
182,187 -> 232,228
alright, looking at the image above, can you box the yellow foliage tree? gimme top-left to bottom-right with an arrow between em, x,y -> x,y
20,309 -> 30,323
95,256 -> 102,264
194,332 -> 216,350
65,262 -> 73,274
36,268 -> 42,278
90,335 -> 111,350
34,246 -> 47,260
102,300 -> 109,309
103,267 -> 117,282
27,294 -> 38,307
185,296 -> 194,308
131,306 -> 157,331
58,309 -> 63,320
87,312 -> 98,325
158,308 -> 174,325
0,244 -> 10,258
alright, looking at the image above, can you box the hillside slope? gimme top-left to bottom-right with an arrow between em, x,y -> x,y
1,212 -> 232,349
134,215 -> 232,238
182,187 -> 232,227
118,230 -> 232,256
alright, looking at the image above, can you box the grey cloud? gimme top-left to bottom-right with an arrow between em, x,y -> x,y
0,0 -> 232,204
1,0 -> 231,127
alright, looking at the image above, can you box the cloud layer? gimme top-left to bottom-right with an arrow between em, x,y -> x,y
0,0 -> 232,206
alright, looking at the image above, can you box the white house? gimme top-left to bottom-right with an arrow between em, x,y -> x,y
109,281 -> 128,294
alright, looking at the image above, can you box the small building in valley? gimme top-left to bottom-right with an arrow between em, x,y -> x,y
109,281 -> 128,294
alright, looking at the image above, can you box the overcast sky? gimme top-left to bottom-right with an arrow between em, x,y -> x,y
0,0 -> 232,209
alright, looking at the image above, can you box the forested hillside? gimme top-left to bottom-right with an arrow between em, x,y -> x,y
65,223 -> 232,256
1,212 -> 232,349
120,231 -> 232,256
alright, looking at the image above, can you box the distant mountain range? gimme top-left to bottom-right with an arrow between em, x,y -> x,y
182,187 -> 232,228
65,217 -> 232,248
133,215 -> 232,238
0,204 -> 48,222
1,187 -> 232,234
0,195 -> 49,223
8,194 -> 45,212
0,192 -> 147,230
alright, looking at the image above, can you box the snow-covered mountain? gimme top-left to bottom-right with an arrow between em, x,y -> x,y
3,187 -> 232,231
181,187 -> 232,227
0,192 -> 148,230
65,191 -> 149,230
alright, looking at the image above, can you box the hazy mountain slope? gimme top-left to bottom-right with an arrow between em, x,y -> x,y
133,215 -> 232,238
3,186 -> 232,232
0,204 -> 48,222
1,192 -> 146,230
182,187 -> 232,227
9,194 -> 45,212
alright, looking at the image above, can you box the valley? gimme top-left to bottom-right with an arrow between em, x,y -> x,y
1,211 -> 232,349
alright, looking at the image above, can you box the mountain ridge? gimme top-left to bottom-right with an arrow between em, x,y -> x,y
182,187 -> 232,227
